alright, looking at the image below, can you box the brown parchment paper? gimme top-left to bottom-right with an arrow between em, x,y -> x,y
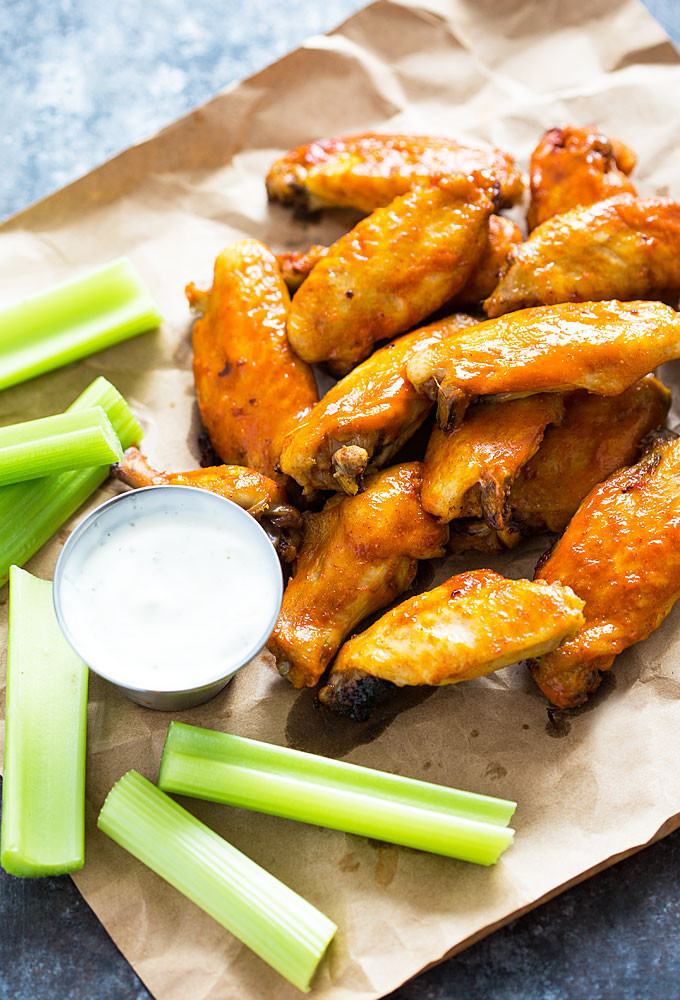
3,0 -> 680,997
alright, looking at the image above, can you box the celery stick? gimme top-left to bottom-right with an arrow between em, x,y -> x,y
0,406 -> 123,485
98,771 -> 336,993
0,258 -> 162,390
159,723 -> 515,865
0,376 -> 142,586
1,567 -> 88,876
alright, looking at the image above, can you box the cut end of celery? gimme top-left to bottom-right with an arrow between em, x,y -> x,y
0,846 -> 85,878
0,377 -> 142,588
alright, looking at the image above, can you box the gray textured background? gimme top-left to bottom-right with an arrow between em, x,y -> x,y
2,1 -> 680,998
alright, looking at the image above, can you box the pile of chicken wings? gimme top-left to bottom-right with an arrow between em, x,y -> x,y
115,126 -> 680,720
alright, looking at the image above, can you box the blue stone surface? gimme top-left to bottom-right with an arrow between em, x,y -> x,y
1,1 -> 680,999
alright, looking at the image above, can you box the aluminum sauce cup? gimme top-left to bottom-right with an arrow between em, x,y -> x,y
53,485 -> 283,710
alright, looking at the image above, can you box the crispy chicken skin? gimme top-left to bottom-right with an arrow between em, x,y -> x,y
187,239 -> 318,482
530,432 -> 680,708
276,215 -> 521,303
286,178 -> 494,375
485,196 -> 680,317
448,376 -> 671,552
112,447 -> 303,561
527,125 -> 636,230
280,314 -> 478,495
266,462 -> 448,688
266,133 -> 524,214
276,245 -> 328,292
406,300 -> 680,431
421,394 -> 565,529
319,569 -> 584,718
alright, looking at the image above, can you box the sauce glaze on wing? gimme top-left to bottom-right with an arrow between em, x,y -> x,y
530,432 -> 680,708
266,132 -> 524,213
187,239 -> 318,483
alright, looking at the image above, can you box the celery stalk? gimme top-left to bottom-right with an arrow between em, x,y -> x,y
0,406 -> 123,484
159,723 -> 515,865
0,258 -> 162,390
0,376 -> 142,586
1,567 -> 88,876
98,771 -> 336,993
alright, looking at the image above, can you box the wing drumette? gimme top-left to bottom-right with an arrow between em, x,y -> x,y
187,239 -> 318,482
267,463 -> 448,688
266,132 -> 523,214
530,432 -> 680,708
112,447 -> 302,561
485,196 -> 680,317
527,125 -> 636,230
448,376 -> 671,552
406,300 -> 680,431
286,177 -> 494,375
421,394 -> 565,532
280,314 -> 478,495
319,569 -> 584,720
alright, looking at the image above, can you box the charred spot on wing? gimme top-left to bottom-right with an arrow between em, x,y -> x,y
218,362 -> 232,377
197,429 -> 223,468
479,473 -> 513,531
318,670 -> 396,722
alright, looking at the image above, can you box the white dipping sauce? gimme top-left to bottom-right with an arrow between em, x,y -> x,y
55,486 -> 282,693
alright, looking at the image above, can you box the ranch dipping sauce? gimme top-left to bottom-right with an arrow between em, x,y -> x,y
54,486 -> 283,709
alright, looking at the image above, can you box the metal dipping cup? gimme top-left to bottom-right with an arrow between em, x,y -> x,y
53,485 -> 284,711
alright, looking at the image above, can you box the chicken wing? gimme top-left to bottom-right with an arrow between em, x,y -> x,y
280,314 -> 478,495
448,376 -> 671,552
187,239 -> 318,482
485,196 -> 680,318
319,569 -> 584,719
112,447 -> 303,562
406,300 -> 680,431
530,432 -> 680,708
421,394 -> 565,530
276,214 -> 521,304
286,177 -> 494,375
266,132 -> 524,214
527,125 -> 636,230
266,462 -> 448,688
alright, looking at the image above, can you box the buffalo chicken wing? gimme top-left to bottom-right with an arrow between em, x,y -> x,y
421,394 -> 565,531
187,239 -> 318,482
527,125 -> 636,230
280,314 -> 478,495
319,569 -> 584,719
286,177 -> 494,375
530,432 -> 680,708
448,376 -> 671,552
266,463 -> 448,688
485,196 -> 680,317
266,132 -> 523,214
406,300 -> 680,431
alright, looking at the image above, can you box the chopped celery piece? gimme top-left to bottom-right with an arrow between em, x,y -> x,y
0,406 -> 123,485
159,723 -> 516,865
0,257 -> 162,390
0,376 -> 142,586
98,771 -> 336,993
1,567 -> 88,876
